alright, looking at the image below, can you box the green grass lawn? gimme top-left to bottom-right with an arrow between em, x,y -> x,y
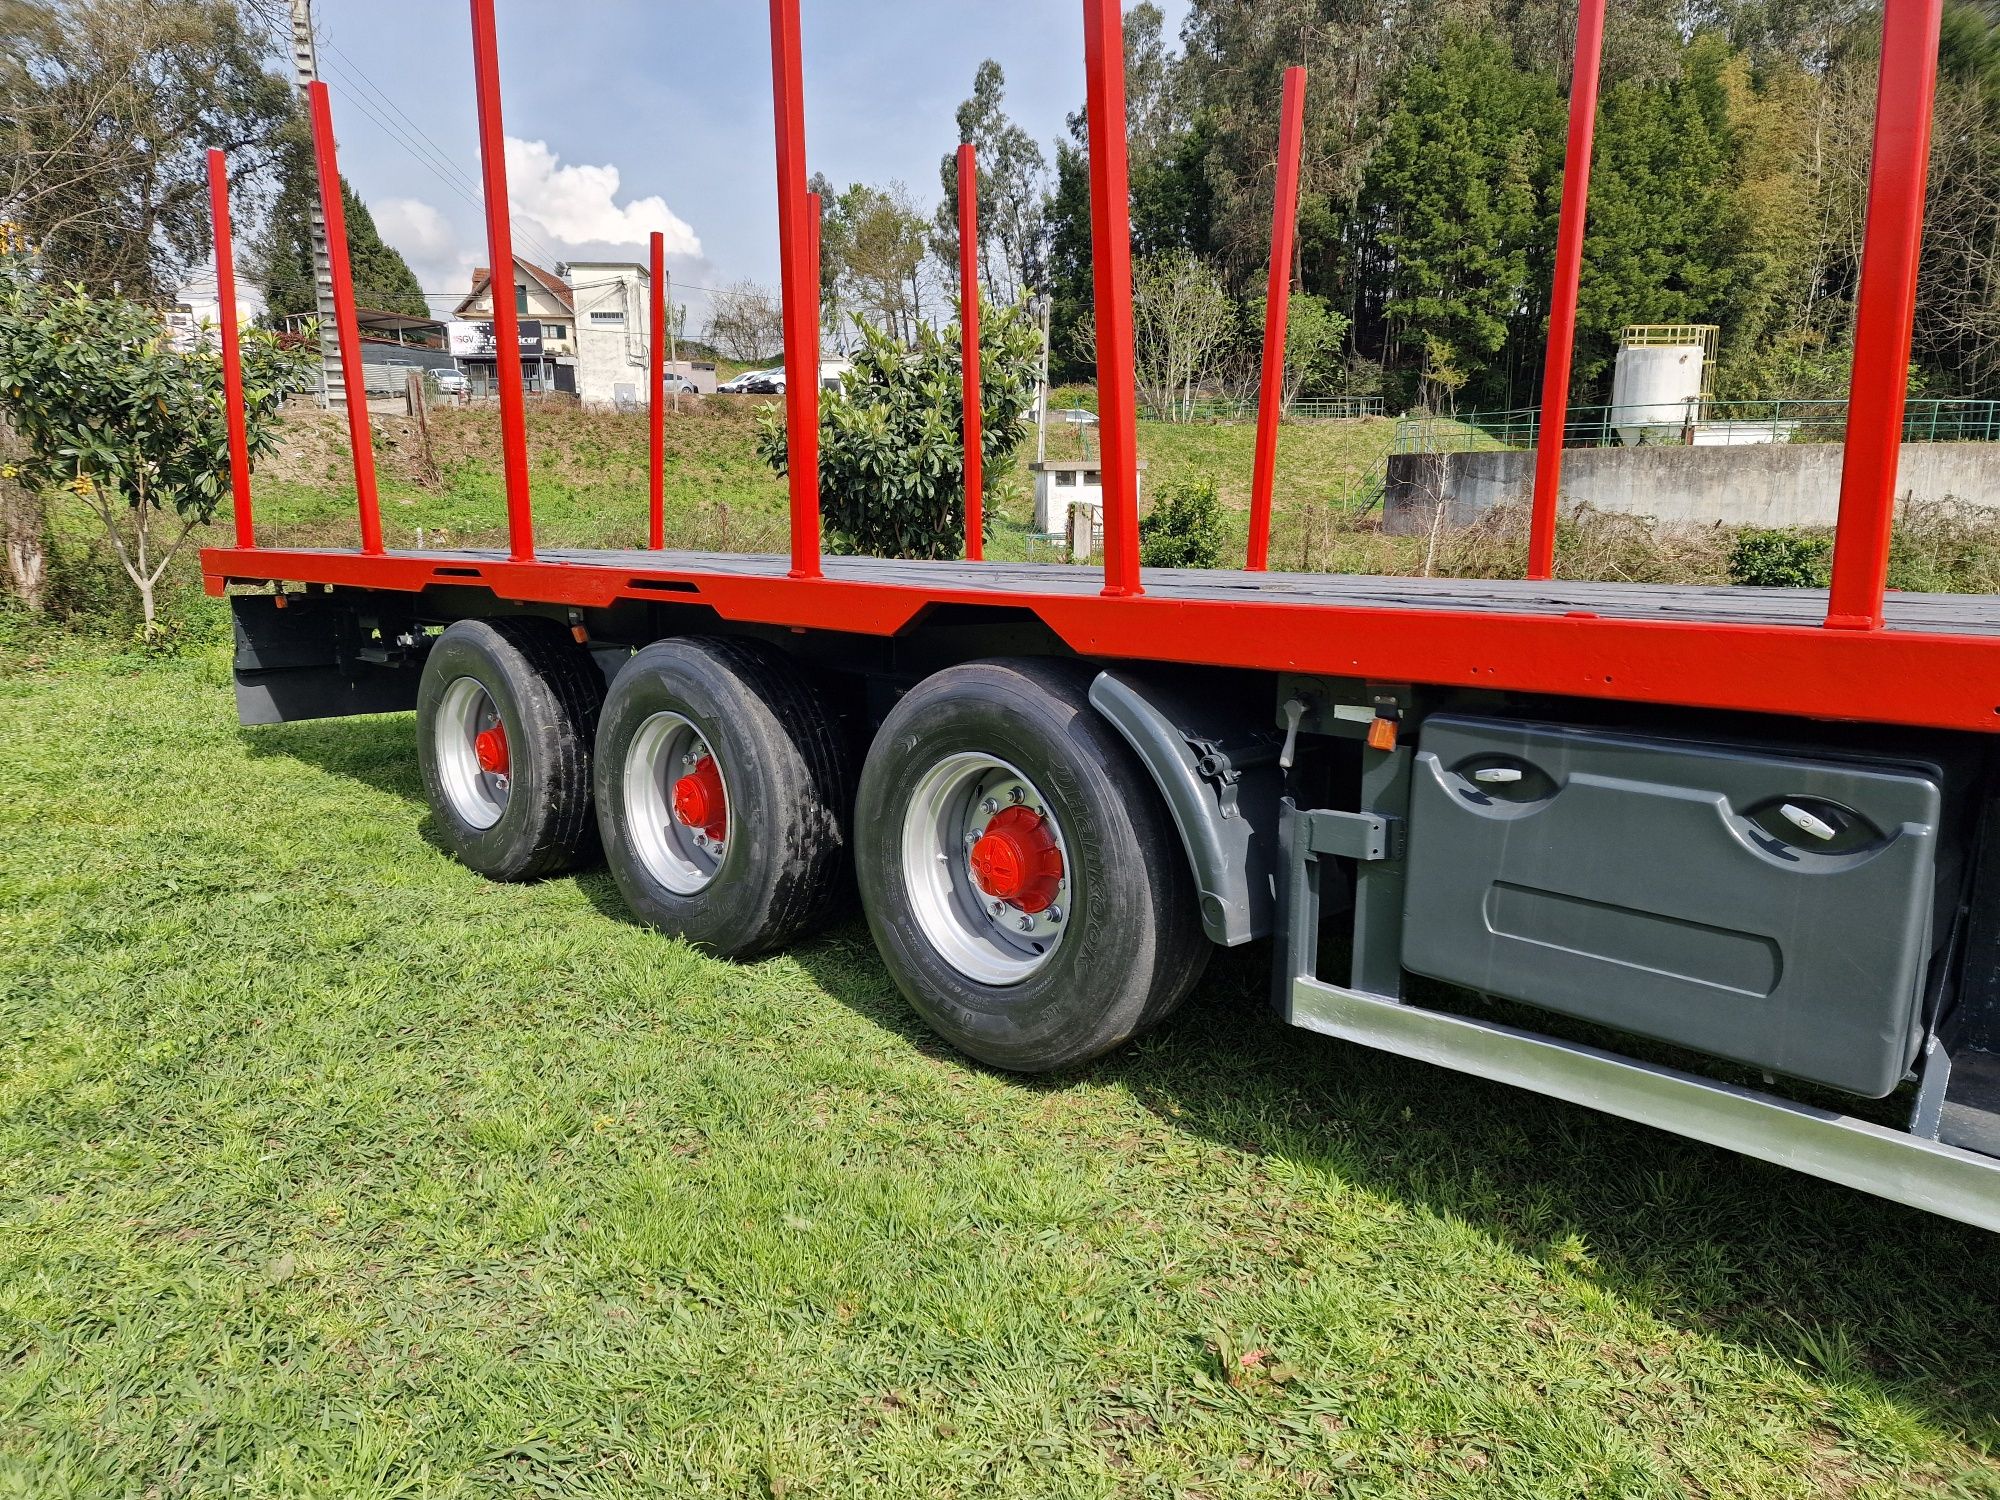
239,402 -> 1398,569
3,637 -> 2000,1496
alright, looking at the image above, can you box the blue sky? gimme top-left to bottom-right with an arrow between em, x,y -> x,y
310,1 -> 1190,328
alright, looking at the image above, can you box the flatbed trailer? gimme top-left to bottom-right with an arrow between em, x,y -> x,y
203,0 -> 2000,1230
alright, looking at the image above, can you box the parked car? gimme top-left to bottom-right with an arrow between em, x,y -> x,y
432,368 -> 469,396
719,369 -> 776,394
1048,406 -> 1099,426
664,374 -> 700,395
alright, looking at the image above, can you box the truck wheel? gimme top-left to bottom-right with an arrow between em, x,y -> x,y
854,658 -> 1209,1073
416,617 -> 603,881
594,636 -> 850,957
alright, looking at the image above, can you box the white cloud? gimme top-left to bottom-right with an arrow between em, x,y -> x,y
374,196 -> 478,303
504,138 -> 701,256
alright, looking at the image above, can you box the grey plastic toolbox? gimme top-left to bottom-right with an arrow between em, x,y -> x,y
1402,716 -> 1948,1096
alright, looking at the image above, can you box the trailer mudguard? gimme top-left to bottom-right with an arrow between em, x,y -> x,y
1088,668 -> 1281,946
231,592 -> 424,726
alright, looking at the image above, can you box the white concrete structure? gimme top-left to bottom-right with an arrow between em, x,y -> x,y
565,261 -> 654,409
1031,459 -> 1145,558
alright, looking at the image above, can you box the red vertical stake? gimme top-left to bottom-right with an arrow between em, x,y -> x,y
957,144 -> 984,562
306,82 -> 383,557
1826,0 -> 1945,630
206,149 -> 255,550
469,0 -> 535,563
1246,66 -> 1307,572
769,0 -> 821,579
1081,0 -> 1143,597
648,230 -> 666,549
1526,0 -> 1606,582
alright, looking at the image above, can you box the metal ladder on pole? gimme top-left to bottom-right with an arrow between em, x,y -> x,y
291,0 -> 343,411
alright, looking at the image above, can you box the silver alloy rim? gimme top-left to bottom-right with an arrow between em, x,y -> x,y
435,676 -> 509,830
900,752 -> 1071,987
625,711 -> 728,895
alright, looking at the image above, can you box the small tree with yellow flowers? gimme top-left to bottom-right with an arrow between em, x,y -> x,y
0,272 -> 316,636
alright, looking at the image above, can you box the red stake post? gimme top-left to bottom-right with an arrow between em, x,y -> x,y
1246,66 -> 1307,572
469,0 -> 535,563
306,82 -> 383,556
957,144 -> 984,562
1081,0 -> 1143,596
1826,0 -> 1946,630
205,149 -> 255,549
770,0 -> 821,579
648,230 -> 666,549
1525,0 -> 1606,582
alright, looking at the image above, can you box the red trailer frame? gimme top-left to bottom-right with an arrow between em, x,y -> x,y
200,0 -> 2000,1233
203,0 -> 1989,733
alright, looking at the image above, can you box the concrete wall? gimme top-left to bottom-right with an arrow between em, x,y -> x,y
1384,442 -> 2000,534
567,264 -> 650,409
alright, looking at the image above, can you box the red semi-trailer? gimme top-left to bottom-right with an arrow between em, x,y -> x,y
205,0 -> 2000,1229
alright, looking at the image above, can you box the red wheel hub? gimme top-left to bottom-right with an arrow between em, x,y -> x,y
969,806 -> 1064,913
672,755 -> 728,840
474,723 -> 509,775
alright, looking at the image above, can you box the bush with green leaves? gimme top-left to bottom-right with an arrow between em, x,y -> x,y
1728,528 -> 1831,588
0,271 -> 317,634
755,302 -> 1040,559
1138,473 -> 1228,569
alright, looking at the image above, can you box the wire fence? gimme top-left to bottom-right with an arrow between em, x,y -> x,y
1139,394 -> 1387,423
1393,399 -> 2000,455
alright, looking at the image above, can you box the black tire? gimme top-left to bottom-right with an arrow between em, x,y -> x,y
594,636 -> 851,957
854,657 -> 1209,1073
416,616 -> 603,881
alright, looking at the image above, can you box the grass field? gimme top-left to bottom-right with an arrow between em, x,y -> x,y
4,635 -> 2000,1497
236,400 -> 1399,564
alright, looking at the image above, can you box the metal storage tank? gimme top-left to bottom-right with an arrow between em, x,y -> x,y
1610,325 -> 1716,446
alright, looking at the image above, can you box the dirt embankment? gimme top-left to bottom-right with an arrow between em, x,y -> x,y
260,396 -> 779,493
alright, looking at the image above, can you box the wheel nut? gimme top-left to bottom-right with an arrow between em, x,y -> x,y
1009,786 -> 1026,803
980,797 -> 999,815
989,900 -> 1004,916
1017,915 -> 1034,932
1048,905 -> 1063,924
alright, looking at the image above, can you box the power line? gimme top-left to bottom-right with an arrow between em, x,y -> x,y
314,43 -> 567,275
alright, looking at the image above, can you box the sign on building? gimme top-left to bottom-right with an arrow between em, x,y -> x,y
448,318 -> 544,358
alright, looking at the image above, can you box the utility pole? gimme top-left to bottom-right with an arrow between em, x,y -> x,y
290,0 -> 343,411
1034,295 -> 1052,463
665,270 -> 681,415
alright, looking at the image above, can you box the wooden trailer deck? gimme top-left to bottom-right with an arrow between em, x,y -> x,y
204,543 -> 2000,734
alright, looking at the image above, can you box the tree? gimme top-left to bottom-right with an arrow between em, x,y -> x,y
0,272 -> 318,632
816,178 -> 934,345
0,0 -> 295,299
258,150 -> 429,321
756,302 -> 1041,559
1258,291 -> 1351,405
1358,30 -> 1562,409
1129,251 -> 1237,421
936,61 -> 1048,306
706,280 -> 785,363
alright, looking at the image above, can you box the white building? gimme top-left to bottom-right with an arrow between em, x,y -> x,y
453,257 -> 576,396
564,261 -> 718,408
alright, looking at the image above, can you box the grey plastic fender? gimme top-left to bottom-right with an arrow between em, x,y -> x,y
1088,669 -> 1281,946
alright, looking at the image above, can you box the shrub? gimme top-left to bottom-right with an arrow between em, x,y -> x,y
0,270 -> 318,635
1139,473 -> 1228,568
1729,529 -> 1832,588
756,303 -> 1040,560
